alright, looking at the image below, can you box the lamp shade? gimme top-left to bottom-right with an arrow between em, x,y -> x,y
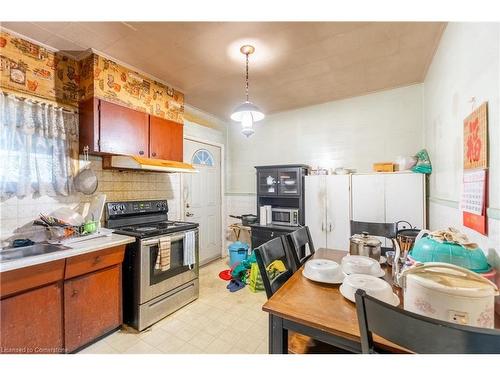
230,101 -> 265,122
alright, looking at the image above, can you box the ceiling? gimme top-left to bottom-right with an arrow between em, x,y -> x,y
1,22 -> 446,120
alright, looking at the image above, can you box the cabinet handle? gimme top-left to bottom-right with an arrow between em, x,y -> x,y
72,290 -> 79,297
270,232 -> 274,237
152,152 -> 157,157
93,256 -> 102,265
329,223 -> 333,232
139,150 -> 144,155
321,223 -> 325,232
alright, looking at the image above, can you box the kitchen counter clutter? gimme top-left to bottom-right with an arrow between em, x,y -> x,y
0,233 -> 135,354
0,233 -> 135,272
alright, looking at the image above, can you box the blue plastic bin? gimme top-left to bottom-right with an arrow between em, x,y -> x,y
228,241 -> 249,267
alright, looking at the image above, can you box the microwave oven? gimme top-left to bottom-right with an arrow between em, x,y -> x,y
271,207 -> 299,226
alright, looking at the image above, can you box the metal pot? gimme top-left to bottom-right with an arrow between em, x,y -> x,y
229,214 -> 258,226
349,232 -> 382,261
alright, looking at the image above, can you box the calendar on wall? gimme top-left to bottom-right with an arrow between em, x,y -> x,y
462,101 -> 488,235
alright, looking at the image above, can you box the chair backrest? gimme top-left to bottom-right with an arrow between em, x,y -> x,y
350,220 -> 398,239
285,227 -> 315,272
355,289 -> 500,354
254,236 -> 294,299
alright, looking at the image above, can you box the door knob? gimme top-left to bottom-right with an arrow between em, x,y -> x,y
139,150 -> 144,155
152,152 -> 157,157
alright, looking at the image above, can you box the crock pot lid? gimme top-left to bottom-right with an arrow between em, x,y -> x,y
409,267 -> 498,297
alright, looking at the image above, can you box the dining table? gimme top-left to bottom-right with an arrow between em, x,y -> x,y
262,248 -> 500,354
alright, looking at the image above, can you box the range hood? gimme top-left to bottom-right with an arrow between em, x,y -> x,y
102,155 -> 198,173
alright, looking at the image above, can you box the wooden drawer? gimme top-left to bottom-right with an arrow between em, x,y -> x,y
0,259 -> 65,299
65,245 -> 125,280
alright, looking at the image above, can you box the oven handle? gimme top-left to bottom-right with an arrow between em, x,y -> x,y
141,231 -> 196,247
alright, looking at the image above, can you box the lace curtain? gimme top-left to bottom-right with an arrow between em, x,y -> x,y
0,93 -> 79,199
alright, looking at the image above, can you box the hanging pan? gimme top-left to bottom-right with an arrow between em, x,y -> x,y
74,146 -> 98,195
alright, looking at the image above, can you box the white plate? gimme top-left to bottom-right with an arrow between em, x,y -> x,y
302,269 -> 346,284
339,284 -> 400,306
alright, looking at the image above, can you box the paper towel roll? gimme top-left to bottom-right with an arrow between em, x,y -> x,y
265,205 -> 272,224
260,206 -> 267,226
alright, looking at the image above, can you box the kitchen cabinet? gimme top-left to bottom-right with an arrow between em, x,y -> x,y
64,265 -> 122,352
99,100 -> 149,156
257,168 -> 278,196
0,260 -> 65,354
305,175 -> 351,250
351,172 -> 426,232
79,97 -> 183,161
0,245 -> 125,354
149,116 -> 183,161
257,166 -> 304,197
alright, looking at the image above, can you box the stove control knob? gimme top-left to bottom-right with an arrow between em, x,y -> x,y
112,205 -> 118,212
120,204 -> 126,211
156,203 -> 161,208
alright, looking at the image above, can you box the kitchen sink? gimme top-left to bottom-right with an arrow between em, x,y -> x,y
0,243 -> 70,262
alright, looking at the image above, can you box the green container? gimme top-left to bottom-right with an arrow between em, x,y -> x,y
409,236 -> 490,273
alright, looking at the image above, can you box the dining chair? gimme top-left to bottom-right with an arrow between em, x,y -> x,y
350,220 -> 398,255
355,289 -> 500,354
254,236 -> 295,299
284,226 -> 315,272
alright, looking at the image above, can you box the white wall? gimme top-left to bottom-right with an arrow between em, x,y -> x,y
423,23 -> 500,274
227,84 -> 424,194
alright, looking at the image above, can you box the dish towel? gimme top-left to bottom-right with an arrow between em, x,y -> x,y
183,231 -> 196,269
155,237 -> 171,271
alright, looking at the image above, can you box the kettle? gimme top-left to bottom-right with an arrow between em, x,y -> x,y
349,232 -> 382,261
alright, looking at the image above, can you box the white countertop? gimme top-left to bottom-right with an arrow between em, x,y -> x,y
0,233 -> 136,273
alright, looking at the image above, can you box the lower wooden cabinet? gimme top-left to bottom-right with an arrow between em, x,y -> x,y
64,265 -> 122,352
0,282 -> 63,354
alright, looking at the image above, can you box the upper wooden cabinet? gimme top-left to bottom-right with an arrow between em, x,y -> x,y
100,100 -> 149,156
149,116 -> 183,161
79,98 -> 183,161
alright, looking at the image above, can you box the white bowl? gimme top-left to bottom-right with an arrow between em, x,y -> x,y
340,274 -> 400,306
303,259 -> 346,284
341,255 -> 384,277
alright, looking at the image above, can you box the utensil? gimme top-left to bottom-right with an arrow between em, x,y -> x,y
49,207 -> 84,226
341,255 -> 385,277
349,232 -> 381,261
229,214 -> 258,226
74,146 -> 98,195
302,259 -> 346,284
340,274 -> 400,306
401,263 -> 499,328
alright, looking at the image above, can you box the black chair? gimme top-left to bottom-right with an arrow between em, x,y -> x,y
284,226 -> 315,272
355,289 -> 500,354
350,220 -> 398,255
254,236 -> 295,299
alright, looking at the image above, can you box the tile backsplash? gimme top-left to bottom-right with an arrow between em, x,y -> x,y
0,155 -> 181,243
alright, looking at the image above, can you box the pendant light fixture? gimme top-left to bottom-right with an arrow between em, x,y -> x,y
230,45 -> 265,137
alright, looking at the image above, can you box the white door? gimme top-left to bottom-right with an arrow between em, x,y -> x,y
385,173 -> 425,229
325,175 -> 351,250
183,139 -> 222,265
305,176 -> 327,248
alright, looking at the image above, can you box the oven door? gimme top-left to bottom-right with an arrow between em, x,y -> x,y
139,229 -> 199,304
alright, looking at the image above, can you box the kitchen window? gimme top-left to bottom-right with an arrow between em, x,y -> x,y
0,93 -> 78,199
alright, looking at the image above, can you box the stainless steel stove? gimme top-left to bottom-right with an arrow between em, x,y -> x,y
106,199 -> 199,331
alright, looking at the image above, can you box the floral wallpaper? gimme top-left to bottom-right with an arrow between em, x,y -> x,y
79,53 -> 184,124
0,30 -> 80,107
0,30 -> 185,123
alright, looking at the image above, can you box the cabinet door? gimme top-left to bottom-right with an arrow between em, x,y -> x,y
64,266 -> 122,352
149,116 -> 183,161
277,168 -> 301,196
326,175 -> 351,251
384,173 -> 425,229
351,174 -> 385,223
305,176 -> 327,248
257,169 -> 278,196
99,100 -> 149,156
1,283 -> 63,354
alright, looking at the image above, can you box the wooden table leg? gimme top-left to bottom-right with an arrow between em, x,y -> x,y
269,314 -> 288,354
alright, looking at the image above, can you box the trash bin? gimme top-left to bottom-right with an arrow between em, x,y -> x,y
228,241 -> 249,267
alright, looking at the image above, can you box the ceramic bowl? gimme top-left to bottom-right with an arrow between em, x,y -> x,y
340,274 -> 399,306
303,259 -> 346,284
341,255 -> 384,277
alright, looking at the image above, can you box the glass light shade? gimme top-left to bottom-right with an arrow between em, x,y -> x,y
230,101 -> 265,122
240,111 -> 255,137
